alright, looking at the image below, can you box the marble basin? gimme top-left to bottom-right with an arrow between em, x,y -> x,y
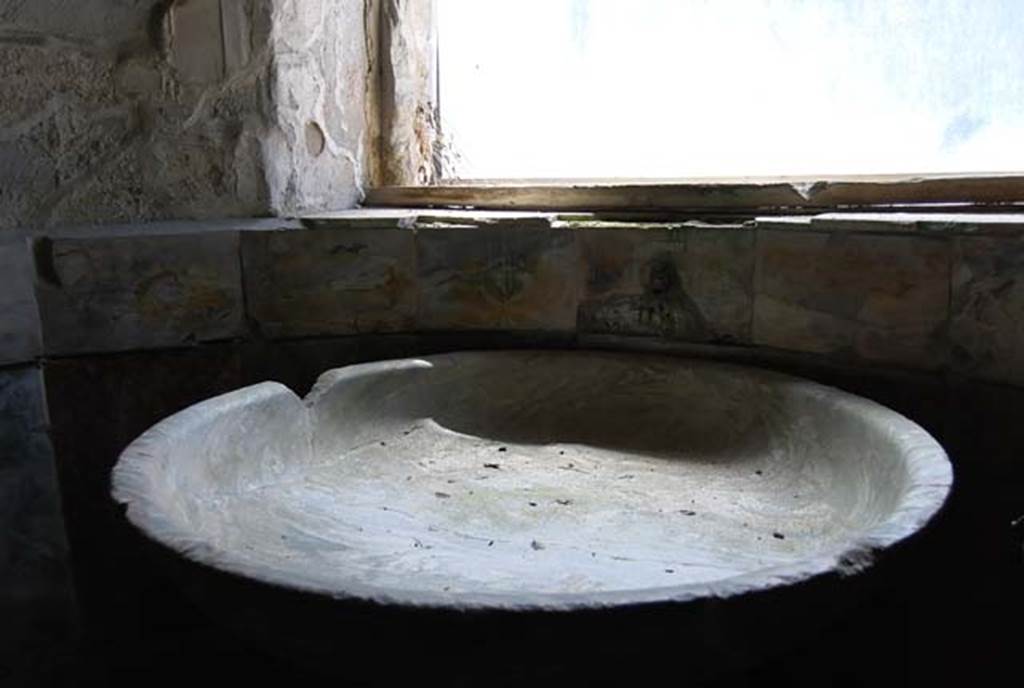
112,351 -> 951,610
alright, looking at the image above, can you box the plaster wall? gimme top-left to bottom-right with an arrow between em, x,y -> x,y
0,0 -> 372,231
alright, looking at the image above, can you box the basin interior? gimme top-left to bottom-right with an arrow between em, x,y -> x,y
113,351 -> 950,605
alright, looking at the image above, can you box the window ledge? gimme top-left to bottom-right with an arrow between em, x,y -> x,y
362,176 -> 1024,214
305,207 -> 1024,236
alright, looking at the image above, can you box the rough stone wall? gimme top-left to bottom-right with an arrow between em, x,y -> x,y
0,0 -> 372,231
263,0 -> 376,214
379,0 -> 438,185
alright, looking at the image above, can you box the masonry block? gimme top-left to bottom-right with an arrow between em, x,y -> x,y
416,226 -> 578,331
577,225 -> 753,343
243,227 -> 417,338
34,230 -> 245,355
754,230 -> 950,370
0,233 -> 41,365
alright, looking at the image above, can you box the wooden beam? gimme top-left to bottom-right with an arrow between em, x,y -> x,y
364,175 -> 1024,212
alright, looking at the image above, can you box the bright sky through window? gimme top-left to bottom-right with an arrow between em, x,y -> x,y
437,0 -> 1024,180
